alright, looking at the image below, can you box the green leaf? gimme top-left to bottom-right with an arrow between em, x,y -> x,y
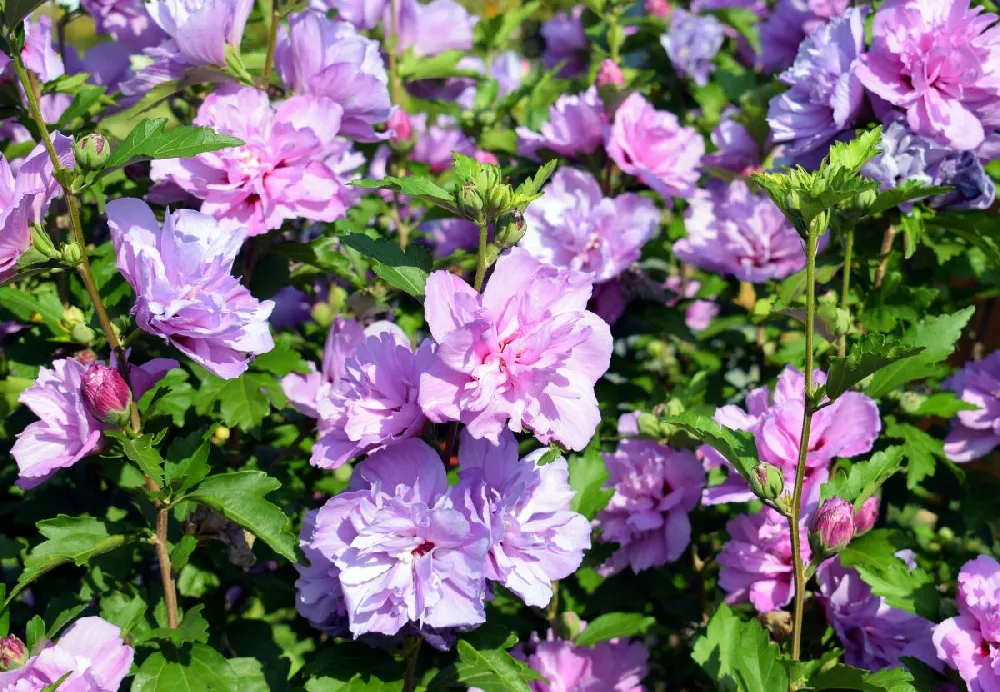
104,118 -> 243,171
25,614 -> 44,651
4,0 -> 46,30
821,446 -> 904,511
824,334 -> 923,401
352,176 -> 456,209
864,179 -> 951,217
574,612 -> 654,647
106,431 -> 165,487
839,530 -> 938,618
184,471 -> 297,562
450,639 -> 539,692
56,85 -> 107,127
39,673 -> 72,692
810,663 -> 917,691
250,338 -> 310,377
731,613 -> 788,692
398,50 -> 478,80
217,374 -> 274,430
164,430 -> 212,495
512,159 -> 558,204
692,604 -> 787,692
825,126 -> 883,176
341,233 -> 432,298
692,604 -> 741,690
568,446 -> 613,520
5,516 -> 137,608
100,592 -> 148,636
143,605 -> 210,647
866,307 -> 976,398
304,642 -> 404,691
226,659 -> 269,692
885,422 -> 945,490
668,412 -> 760,487
0,285 -> 65,335
46,603 -> 87,639
906,392 -> 978,418
132,644 -> 240,691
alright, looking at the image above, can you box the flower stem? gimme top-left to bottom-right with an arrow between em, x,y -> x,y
473,221 -> 489,292
838,224 -> 854,358
787,220 -> 820,664
262,5 -> 280,81
874,225 -> 896,289
402,636 -> 421,692
12,50 -> 178,629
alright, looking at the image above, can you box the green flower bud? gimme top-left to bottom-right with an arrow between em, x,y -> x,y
784,190 -> 802,211
751,297 -> 773,322
60,242 -> 83,266
312,302 -> 334,327
748,462 -> 785,502
487,183 -> 513,215
70,322 -> 97,344
73,133 -> 111,171
556,611 -> 582,640
477,110 -> 496,128
494,211 -> 526,248
636,412 -> 661,439
458,183 -> 484,218
30,225 -> 60,259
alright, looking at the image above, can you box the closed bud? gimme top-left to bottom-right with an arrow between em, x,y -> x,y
71,323 -> 97,343
312,302 -> 334,327
811,497 -> 856,553
477,110 -> 496,128
595,59 -> 624,88
494,211 -> 526,248
644,0 -> 670,18
458,183 -> 484,218
387,109 -> 412,144
749,463 -> 785,502
213,425 -> 231,444
853,496 -> 879,535
487,183 -> 513,215
30,226 -> 60,259
80,363 -> 132,426
62,306 -> 85,329
0,635 -> 26,672
636,412 -> 661,439
73,132 -> 110,170
60,242 -> 83,266
556,611 -> 582,640
784,190 -> 802,211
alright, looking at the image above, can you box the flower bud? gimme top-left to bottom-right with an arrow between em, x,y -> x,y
853,496 -> 879,536
30,225 -> 60,260
73,132 -> 110,170
811,497 -> 856,553
644,0 -> 670,18
474,150 -> 499,167
213,425 -> 231,444
75,349 -> 98,365
487,183 -> 513,215
0,635 -> 27,672
312,302 -> 334,328
494,211 -> 526,248
556,611 -> 582,640
458,183 -> 484,218
636,412 -> 661,439
387,109 -> 412,144
748,463 -> 785,502
70,323 -> 97,344
80,363 -> 132,426
60,241 -> 83,266
596,59 -> 624,88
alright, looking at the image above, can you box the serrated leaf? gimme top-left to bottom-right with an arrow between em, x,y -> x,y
352,175 -> 456,209
692,604 -> 786,692
341,233 -> 431,298
217,374 -> 281,430
574,612 -> 654,647
885,422 -> 944,490
825,126 -> 883,176
4,0 -> 46,30
304,642 -> 405,692
132,643 -> 239,692
838,530 -> 938,618
732,614 -> 788,692
824,334 -> 923,400
451,639 -> 536,692
106,431 -> 165,487
513,158 -> 558,201
863,179 -> 951,216
184,471 -> 297,562
143,605 -> 209,647
866,307 -> 976,398
25,614 -> 44,651
104,118 -> 243,170
568,447 -> 613,520
810,663 -> 917,691
100,592 -> 147,636
668,412 -> 759,486
821,446 -> 904,510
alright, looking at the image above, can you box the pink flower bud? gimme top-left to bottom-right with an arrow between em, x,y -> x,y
596,59 -> 624,88
388,109 -> 412,143
811,497 -> 856,552
474,150 -> 499,166
645,0 -> 670,19
0,635 -> 26,672
80,363 -> 132,425
853,496 -> 879,535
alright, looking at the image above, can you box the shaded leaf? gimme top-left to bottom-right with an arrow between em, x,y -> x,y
821,446 -> 904,511
574,612 -> 654,647
824,334 -> 923,400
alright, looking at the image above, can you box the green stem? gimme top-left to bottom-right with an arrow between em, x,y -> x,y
402,636 -> 421,692
262,5 -> 280,81
787,221 -> 820,665
387,0 -> 402,104
838,224 -> 854,358
473,222 -> 489,292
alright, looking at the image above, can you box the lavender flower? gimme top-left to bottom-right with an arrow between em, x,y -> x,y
81,0 -> 165,49
596,439 -> 706,576
943,350 -> 1000,462
295,510 -> 349,635
410,114 -> 477,173
933,555 -> 1000,690
0,17 -> 64,82
768,8 -> 865,160
105,198 -> 274,379
145,0 -> 252,67
509,629 -> 648,692
662,9 -> 724,86
704,111 -> 762,174
758,0 -> 848,73
517,87 -> 605,161
395,0 -> 477,56
281,315 -> 366,418
541,7 -> 588,77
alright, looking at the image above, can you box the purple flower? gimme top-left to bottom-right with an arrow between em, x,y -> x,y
521,167 -> 660,284
418,247 -> 613,451
311,323 -> 433,469
768,8 -> 865,159
295,509 -> 349,635
541,7 -> 588,78
274,11 -> 391,142
0,617 -> 133,692
453,429 -> 591,607
70,42 -> 134,90
701,366 -> 880,505
853,496 -> 879,535
605,93 -> 703,201
704,111 -> 762,174
758,0 -> 848,73
596,439 -> 706,576
329,0 -> 384,30
105,198 -> 274,379
517,86 -> 605,161
663,276 -> 719,332
929,150 -> 996,211
281,315 -> 366,418
817,557 -> 936,672
1,134 -> 74,281
0,17 -> 64,83
943,351 -> 1000,463
933,555 -> 1000,690
422,218 -> 479,258
662,9 -> 725,86
855,0 -> 1000,151
81,0 -> 165,49
145,0 -> 252,67
151,87 -> 362,236
718,507 -> 811,611
673,180 -> 807,283
511,630 -> 648,692
12,356 -> 176,489
268,286 -> 312,330
310,439 -> 489,636
410,113 -> 476,173
80,363 -> 132,424
595,59 -> 624,88
395,0 -> 477,56
811,497 -> 856,552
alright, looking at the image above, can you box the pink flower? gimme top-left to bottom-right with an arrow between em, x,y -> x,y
409,113 -> 476,173
0,617 -> 133,692
418,247 -> 613,450
80,363 -> 132,424
453,429 -> 591,607
596,439 -> 706,576
605,93 -> 703,201
311,322 -> 433,469
281,315 -> 365,418
151,87 -> 362,237
12,356 -> 176,489
943,350 -> 1000,463
933,555 -> 1000,690
595,59 -> 624,88
718,507 -> 811,612
853,496 -> 879,535
811,497 -> 856,552
516,87 -> 605,162
512,630 -> 649,692
855,0 -> 1000,150
145,0 -> 252,67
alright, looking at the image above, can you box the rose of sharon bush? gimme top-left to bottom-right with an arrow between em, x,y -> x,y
596,439 -> 706,576
105,198 -> 274,379
151,87 -> 362,236
419,247 -> 612,450
933,555 -> 1000,690
453,429 -> 591,607
310,439 -> 489,636
0,617 -> 133,692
